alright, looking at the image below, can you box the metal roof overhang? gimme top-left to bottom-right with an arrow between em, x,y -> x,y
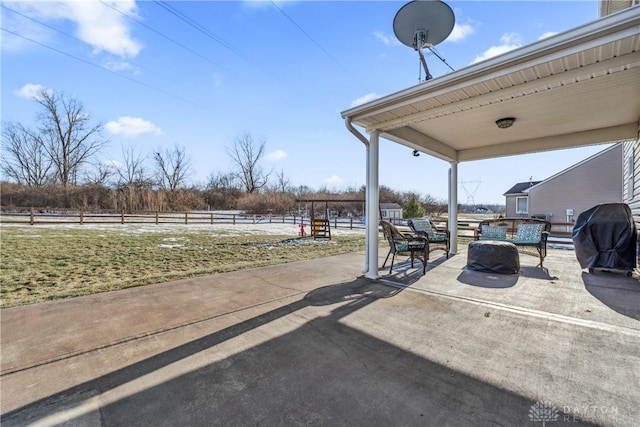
341,6 -> 640,162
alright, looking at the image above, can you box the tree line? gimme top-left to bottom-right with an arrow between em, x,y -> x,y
2,89 -> 501,216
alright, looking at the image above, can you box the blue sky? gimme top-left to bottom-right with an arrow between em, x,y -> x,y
1,0 -> 613,204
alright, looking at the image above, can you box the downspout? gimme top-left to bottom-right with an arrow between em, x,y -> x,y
345,117 -> 371,275
345,117 -> 370,146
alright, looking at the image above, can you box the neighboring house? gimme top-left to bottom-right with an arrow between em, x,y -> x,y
503,181 -> 542,218
380,203 -> 402,222
504,144 -> 623,222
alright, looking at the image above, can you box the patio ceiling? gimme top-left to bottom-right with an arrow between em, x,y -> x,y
341,6 -> 640,162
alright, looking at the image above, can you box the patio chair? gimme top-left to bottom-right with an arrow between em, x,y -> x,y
407,218 -> 450,259
380,220 -> 428,274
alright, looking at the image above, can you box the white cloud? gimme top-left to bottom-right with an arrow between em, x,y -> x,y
447,23 -> 475,42
105,116 -> 163,137
14,83 -> 51,99
373,31 -> 399,46
72,0 -> 142,58
350,93 -> 379,108
471,33 -> 523,64
8,0 -> 142,58
500,33 -> 523,45
538,31 -> 558,40
325,175 -> 344,187
102,59 -> 140,75
265,149 -> 287,162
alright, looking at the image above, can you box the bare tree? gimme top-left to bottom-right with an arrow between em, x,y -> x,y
272,169 -> 291,193
153,144 -> 191,191
227,132 -> 270,193
35,90 -> 107,187
1,121 -> 52,186
204,171 -> 242,209
83,161 -> 112,186
116,144 -> 149,187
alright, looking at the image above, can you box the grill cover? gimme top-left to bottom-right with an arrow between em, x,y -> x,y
572,203 -> 637,270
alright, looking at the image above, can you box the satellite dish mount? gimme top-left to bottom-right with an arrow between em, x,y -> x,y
413,29 -> 433,80
393,1 -> 455,82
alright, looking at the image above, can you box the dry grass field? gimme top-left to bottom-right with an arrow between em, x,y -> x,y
0,224 -> 366,308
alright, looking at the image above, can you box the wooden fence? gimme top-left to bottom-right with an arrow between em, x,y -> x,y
0,208 -> 576,247
0,208 -> 365,229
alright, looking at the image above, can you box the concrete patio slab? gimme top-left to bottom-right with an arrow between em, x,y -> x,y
1,247 -> 639,426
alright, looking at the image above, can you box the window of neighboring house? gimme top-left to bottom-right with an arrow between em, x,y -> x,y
516,196 -> 528,214
381,210 -> 387,218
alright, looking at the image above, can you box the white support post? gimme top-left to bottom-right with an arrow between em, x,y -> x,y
448,162 -> 458,255
366,131 -> 380,279
362,141 -> 370,274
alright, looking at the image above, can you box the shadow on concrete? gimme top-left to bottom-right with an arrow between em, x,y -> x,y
519,266 -> 559,281
582,271 -> 640,320
456,269 -> 518,288
376,254 -> 450,288
2,278 -> 598,427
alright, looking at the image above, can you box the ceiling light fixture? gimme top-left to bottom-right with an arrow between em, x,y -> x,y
495,117 -> 516,129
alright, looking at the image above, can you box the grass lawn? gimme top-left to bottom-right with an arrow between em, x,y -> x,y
0,226 -> 366,308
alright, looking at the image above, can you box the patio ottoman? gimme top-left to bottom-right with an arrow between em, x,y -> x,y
467,240 -> 520,274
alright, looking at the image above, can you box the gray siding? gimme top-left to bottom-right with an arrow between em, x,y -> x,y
623,141 -> 640,223
505,194 -> 529,218
528,144 -> 623,222
622,140 -> 640,273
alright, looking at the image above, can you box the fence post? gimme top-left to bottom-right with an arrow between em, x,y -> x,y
185,212 -> 188,225
293,216 -> 297,225
30,207 -> 34,225
253,215 -> 256,224
80,208 -> 84,225
211,213 -> 214,224
334,217 -> 337,228
269,214 -> 272,224
156,210 -> 159,225
350,217 -> 353,229
121,209 -> 125,224
233,214 -> 236,225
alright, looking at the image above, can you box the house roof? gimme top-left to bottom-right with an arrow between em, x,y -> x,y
380,203 -> 402,210
503,181 -> 543,195
341,6 -> 640,162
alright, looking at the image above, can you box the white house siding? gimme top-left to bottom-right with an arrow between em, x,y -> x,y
622,140 -> 640,272
623,141 -> 640,221
528,144 -> 623,223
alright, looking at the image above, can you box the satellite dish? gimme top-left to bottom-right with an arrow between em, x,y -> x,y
393,0 -> 455,81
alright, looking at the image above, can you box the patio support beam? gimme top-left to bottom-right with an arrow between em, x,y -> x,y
383,127 -> 457,162
448,162 -> 458,255
345,117 -> 372,275
366,130 -> 380,279
458,123 -> 639,161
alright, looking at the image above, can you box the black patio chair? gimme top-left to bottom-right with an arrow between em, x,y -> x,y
380,220 -> 428,274
407,218 -> 450,259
